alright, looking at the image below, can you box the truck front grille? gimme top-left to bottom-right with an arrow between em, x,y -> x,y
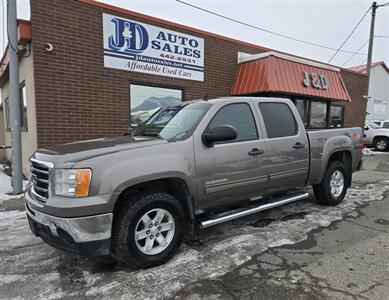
30,160 -> 51,203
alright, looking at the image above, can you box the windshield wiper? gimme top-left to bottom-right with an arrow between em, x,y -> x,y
167,129 -> 191,142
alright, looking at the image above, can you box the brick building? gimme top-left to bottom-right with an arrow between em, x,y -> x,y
0,0 -> 368,175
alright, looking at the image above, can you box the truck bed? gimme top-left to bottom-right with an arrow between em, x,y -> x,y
307,127 -> 363,185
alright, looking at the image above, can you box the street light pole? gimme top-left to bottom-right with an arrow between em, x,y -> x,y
7,0 -> 23,194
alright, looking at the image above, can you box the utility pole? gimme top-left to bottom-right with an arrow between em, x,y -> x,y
366,2 -> 377,91
7,0 -> 23,194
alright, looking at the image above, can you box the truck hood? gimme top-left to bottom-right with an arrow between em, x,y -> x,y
370,128 -> 389,136
32,136 -> 168,167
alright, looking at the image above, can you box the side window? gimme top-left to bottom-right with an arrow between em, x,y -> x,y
259,102 -> 297,138
383,122 -> 389,129
207,103 -> 258,143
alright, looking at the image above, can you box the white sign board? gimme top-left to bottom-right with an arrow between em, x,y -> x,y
103,14 -> 204,81
373,99 -> 386,115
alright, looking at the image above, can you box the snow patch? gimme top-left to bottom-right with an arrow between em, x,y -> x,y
363,148 -> 386,155
1,183 -> 388,299
0,164 -> 29,203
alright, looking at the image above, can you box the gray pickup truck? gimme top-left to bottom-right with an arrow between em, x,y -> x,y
25,97 -> 363,268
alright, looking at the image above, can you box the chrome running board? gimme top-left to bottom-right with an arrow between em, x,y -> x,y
200,192 -> 310,229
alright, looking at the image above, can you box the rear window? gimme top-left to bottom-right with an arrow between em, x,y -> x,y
259,103 -> 298,138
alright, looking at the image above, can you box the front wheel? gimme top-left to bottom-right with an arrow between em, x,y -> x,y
111,192 -> 185,269
313,161 -> 348,206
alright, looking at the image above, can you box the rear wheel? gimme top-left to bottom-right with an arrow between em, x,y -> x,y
313,161 -> 348,206
111,192 -> 185,269
374,137 -> 389,151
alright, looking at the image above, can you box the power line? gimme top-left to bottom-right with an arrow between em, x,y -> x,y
327,5 -> 371,63
342,39 -> 370,66
359,56 -> 368,65
341,35 -> 389,67
176,0 -> 367,56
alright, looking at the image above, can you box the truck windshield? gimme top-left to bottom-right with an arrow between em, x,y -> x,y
132,102 -> 212,142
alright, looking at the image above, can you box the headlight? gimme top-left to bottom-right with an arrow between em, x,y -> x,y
54,169 -> 92,197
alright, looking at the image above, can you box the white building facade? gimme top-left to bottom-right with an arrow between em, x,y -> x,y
350,61 -> 389,122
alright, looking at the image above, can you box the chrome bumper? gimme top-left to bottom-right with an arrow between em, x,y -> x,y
25,203 -> 113,243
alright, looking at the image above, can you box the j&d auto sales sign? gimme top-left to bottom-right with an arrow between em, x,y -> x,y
103,14 -> 205,81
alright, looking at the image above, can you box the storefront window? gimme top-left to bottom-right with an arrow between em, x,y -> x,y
329,105 -> 344,128
129,83 -> 183,127
309,101 -> 327,128
294,99 -> 308,127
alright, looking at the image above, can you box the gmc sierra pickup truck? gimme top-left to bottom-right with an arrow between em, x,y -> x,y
25,97 -> 363,268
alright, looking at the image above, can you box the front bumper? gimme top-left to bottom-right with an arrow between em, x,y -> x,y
25,201 -> 112,256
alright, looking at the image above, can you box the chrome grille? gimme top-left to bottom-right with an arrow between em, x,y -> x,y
29,159 -> 51,202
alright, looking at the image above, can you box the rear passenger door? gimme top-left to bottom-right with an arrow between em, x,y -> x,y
257,101 -> 309,192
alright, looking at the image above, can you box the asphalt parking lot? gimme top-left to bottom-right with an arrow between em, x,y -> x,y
1,151 -> 388,299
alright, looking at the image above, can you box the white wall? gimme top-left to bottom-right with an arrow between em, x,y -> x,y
0,51 -> 38,176
366,65 -> 389,121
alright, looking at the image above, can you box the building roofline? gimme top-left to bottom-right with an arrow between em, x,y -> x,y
349,60 -> 389,74
78,0 -> 367,77
238,51 -> 341,72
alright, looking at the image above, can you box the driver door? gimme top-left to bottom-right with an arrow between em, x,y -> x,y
194,101 -> 269,211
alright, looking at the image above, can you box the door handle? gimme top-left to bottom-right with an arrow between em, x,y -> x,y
293,142 -> 305,149
248,148 -> 264,156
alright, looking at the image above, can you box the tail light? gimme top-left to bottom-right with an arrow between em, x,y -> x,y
360,133 -> 365,153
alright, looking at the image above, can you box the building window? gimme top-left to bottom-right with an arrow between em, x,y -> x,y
20,82 -> 28,131
129,83 -> 183,127
309,101 -> 327,128
4,83 -> 28,131
207,103 -> 258,143
259,102 -> 297,138
4,97 -> 10,131
294,99 -> 308,127
328,105 -> 344,128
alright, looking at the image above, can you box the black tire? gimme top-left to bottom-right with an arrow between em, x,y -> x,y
111,192 -> 185,269
373,137 -> 389,152
313,161 -> 348,206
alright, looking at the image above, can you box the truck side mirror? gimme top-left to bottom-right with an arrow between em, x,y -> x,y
202,125 -> 238,147
364,125 -> 369,131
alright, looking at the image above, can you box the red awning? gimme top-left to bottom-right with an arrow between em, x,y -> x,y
231,52 -> 351,101
0,20 -> 32,87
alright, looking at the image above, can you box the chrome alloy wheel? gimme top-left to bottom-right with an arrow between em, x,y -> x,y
330,170 -> 344,198
135,208 -> 175,255
376,140 -> 387,151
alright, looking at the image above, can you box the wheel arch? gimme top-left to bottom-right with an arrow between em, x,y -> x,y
323,150 -> 352,187
112,177 -> 195,227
